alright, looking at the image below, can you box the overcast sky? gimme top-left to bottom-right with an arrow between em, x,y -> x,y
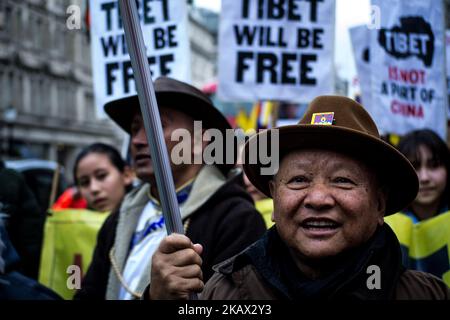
194,0 -> 372,95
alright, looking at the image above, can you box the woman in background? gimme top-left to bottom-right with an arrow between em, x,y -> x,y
39,143 -> 134,299
387,129 -> 450,286
73,143 -> 134,212
397,129 -> 449,222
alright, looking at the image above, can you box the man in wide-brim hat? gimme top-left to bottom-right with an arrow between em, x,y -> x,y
149,95 -> 450,300
75,76 -> 266,300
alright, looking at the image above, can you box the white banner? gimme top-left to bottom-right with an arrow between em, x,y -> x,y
89,0 -> 191,118
218,0 -> 336,103
349,25 -> 373,119
370,0 -> 447,139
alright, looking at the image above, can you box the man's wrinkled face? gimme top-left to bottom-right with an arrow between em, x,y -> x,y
130,107 -> 194,183
269,149 -> 386,261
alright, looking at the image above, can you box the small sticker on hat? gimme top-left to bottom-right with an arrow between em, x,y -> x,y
311,112 -> 335,125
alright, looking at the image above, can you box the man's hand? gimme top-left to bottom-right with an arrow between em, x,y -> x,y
149,233 -> 204,300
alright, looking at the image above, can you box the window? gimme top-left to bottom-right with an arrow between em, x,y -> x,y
34,15 -> 42,50
85,91 -> 95,122
32,74 -> 45,115
48,80 -> 58,117
5,69 -> 13,109
0,68 -> 7,110
0,1 -> 13,37
48,20 -> 55,52
40,77 -> 50,115
25,10 -> 35,49
56,81 -> 76,120
66,82 -> 76,119
12,4 -> 22,39
51,21 -> 65,57
0,2 -> 6,32
81,33 -> 91,69
56,82 -> 66,118
65,29 -> 75,62
11,70 -> 23,112
41,16 -> 49,50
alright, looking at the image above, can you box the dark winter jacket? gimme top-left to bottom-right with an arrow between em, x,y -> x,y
202,225 -> 450,300
0,223 -> 61,300
74,165 -> 266,300
0,163 -> 43,279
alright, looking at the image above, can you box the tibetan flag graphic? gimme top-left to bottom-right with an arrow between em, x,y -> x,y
311,112 -> 335,125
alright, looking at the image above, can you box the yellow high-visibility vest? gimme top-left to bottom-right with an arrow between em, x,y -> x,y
385,210 -> 450,287
38,209 -> 109,299
255,198 -> 274,229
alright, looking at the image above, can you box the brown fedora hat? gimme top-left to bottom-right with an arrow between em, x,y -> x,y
104,76 -> 234,174
243,95 -> 419,216
104,76 -> 231,134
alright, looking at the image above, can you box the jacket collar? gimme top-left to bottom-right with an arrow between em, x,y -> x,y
216,224 -> 405,300
106,165 -> 226,299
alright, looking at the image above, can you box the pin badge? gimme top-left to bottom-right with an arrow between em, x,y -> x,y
311,112 -> 335,125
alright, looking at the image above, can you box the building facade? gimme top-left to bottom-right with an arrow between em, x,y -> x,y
189,6 -> 218,88
0,0 -> 219,182
0,0 -> 124,181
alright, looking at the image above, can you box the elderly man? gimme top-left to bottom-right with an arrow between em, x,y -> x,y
149,95 -> 450,300
75,77 -> 266,300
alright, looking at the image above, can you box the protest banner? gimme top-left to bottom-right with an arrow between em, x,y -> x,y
218,0 -> 336,102
385,211 -> 450,287
39,209 -> 109,299
349,25 -> 374,118
89,0 -> 190,117
370,0 -> 447,139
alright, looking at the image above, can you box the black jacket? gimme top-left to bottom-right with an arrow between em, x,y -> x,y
74,173 -> 266,299
0,163 -> 43,279
0,223 -> 61,300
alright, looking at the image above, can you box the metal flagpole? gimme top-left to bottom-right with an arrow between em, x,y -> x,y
118,0 -> 183,235
118,0 -> 197,300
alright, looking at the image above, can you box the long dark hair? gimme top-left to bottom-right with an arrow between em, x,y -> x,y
73,143 -> 129,186
397,129 -> 450,212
